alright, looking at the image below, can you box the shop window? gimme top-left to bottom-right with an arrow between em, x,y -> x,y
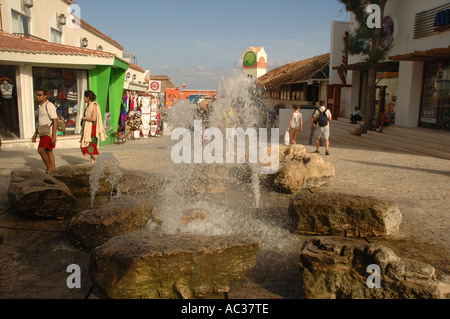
11,10 -> 29,35
51,28 -> 62,44
419,62 -> 450,130
375,71 -> 398,124
32,68 -> 88,136
0,65 -> 20,139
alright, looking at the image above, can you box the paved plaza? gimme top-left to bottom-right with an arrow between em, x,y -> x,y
0,132 -> 449,299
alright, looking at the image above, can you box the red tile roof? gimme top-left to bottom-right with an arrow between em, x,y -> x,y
0,31 -> 116,58
128,63 -> 146,73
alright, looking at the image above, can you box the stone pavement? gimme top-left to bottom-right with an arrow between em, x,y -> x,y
0,132 -> 449,299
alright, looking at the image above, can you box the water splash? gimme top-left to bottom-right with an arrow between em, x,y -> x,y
89,153 -> 123,207
156,72 -> 300,258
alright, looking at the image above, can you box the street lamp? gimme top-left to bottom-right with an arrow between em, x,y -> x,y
23,0 -> 33,8
58,14 -> 66,26
81,37 -> 88,48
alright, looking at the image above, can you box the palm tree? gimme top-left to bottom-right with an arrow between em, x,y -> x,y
338,0 -> 392,133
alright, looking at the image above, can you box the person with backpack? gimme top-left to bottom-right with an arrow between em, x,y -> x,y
31,89 -> 58,173
312,103 -> 332,155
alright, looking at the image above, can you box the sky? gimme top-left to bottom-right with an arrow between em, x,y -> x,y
73,0 -> 349,90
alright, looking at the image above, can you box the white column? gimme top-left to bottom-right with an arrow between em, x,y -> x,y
16,64 -> 35,139
396,61 -> 424,127
345,70 -> 361,117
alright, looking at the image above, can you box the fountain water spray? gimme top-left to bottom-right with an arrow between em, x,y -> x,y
89,153 -> 123,208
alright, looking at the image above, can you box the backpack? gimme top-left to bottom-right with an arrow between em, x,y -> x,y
318,109 -> 329,127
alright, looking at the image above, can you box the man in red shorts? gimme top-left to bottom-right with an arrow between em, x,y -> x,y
31,89 -> 58,173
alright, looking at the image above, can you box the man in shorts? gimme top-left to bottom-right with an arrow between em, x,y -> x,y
31,89 -> 58,173
312,104 -> 332,155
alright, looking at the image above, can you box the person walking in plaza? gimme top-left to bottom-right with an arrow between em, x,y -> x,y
31,89 -> 58,173
80,90 -> 106,163
312,103 -> 332,155
287,104 -> 302,145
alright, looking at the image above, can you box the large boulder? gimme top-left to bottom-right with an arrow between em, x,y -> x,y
299,236 -> 450,299
67,197 -> 154,250
89,232 -> 259,299
288,191 -> 402,237
51,164 -> 162,197
262,145 -> 335,193
7,170 -> 76,220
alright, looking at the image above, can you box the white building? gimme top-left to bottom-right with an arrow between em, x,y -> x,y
242,46 -> 267,79
0,0 -> 147,148
330,0 -> 450,131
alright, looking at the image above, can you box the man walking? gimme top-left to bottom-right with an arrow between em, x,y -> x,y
312,103 -> 332,155
31,89 -> 58,173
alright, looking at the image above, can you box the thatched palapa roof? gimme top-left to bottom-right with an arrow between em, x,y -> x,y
258,53 -> 330,90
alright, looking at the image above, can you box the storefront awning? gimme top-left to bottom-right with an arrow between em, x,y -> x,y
332,61 -> 399,71
389,46 -> 450,62
128,82 -> 149,91
0,31 -> 117,66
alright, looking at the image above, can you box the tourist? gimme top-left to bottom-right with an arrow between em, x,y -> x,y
287,104 -> 302,145
31,89 -> 58,173
373,109 -> 391,133
312,103 -> 332,155
80,90 -> 106,163
350,106 -> 362,124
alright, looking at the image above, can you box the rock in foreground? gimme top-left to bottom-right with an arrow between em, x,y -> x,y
263,145 -> 335,193
67,197 -> 154,250
7,170 -> 76,220
299,236 -> 450,299
288,191 -> 402,237
51,164 -> 162,197
90,232 -> 259,299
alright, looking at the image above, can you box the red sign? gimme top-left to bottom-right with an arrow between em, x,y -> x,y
149,81 -> 161,92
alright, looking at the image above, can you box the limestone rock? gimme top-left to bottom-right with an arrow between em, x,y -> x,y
89,232 -> 259,299
152,208 -> 210,227
288,191 -> 402,237
51,164 -> 162,197
180,209 -> 210,225
299,236 -> 450,299
263,145 -> 335,193
7,170 -> 77,220
184,164 -> 230,194
67,197 -> 154,250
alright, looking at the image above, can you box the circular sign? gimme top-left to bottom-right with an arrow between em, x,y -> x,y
150,81 -> 160,91
381,16 -> 394,48
244,51 -> 256,67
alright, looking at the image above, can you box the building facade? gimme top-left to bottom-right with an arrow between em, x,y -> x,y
0,0 -> 148,148
332,0 -> 450,130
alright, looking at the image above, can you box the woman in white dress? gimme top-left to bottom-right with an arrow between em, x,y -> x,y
287,105 -> 303,145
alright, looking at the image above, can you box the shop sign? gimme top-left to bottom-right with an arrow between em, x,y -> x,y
243,51 -> 256,67
148,81 -> 161,93
433,9 -> 450,32
381,16 -> 394,48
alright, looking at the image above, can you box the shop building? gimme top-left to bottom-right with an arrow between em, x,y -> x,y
0,0 -> 147,148
331,0 -> 450,130
258,53 -> 330,112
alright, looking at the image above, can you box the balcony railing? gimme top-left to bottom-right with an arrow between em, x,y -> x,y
13,33 -> 46,41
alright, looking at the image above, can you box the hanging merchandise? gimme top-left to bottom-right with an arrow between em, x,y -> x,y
67,84 -> 77,102
150,98 -> 159,136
